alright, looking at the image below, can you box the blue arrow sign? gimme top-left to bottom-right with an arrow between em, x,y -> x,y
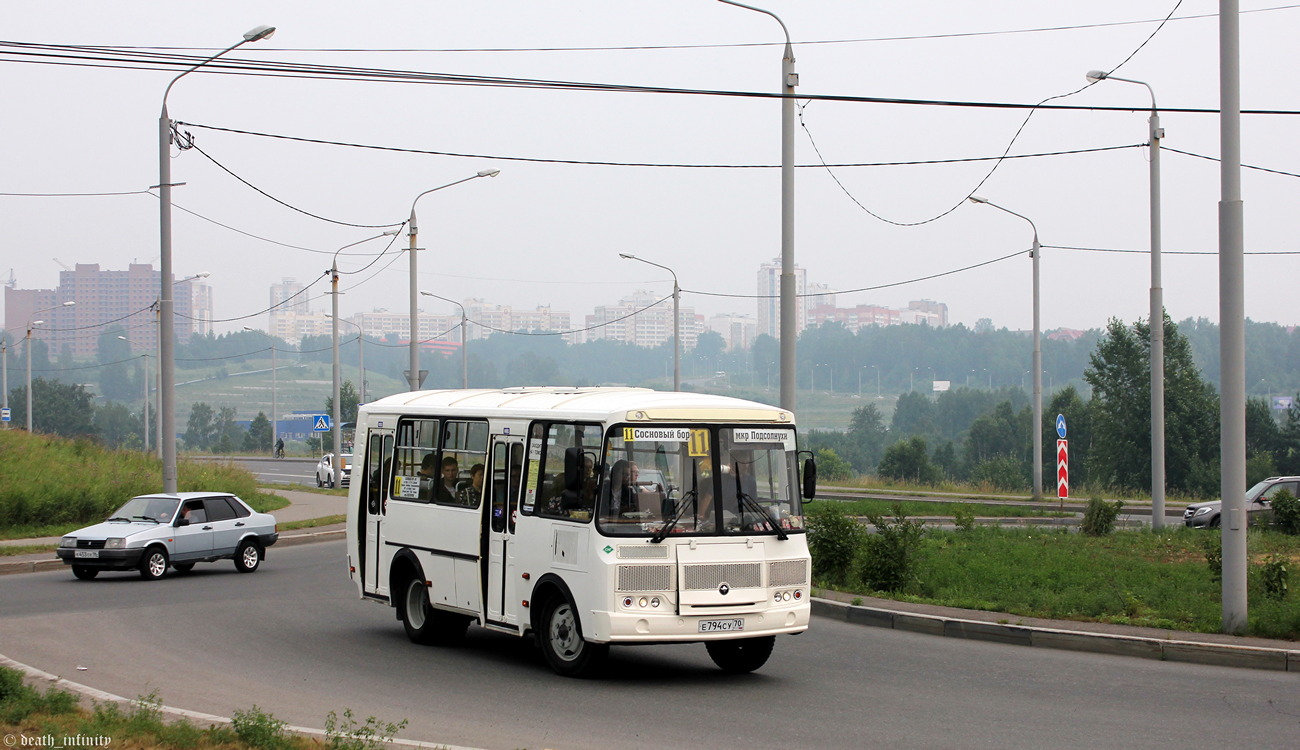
313,415 -> 331,432
1056,414 -> 1067,439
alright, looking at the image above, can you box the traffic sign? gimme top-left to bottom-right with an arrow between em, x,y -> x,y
1055,413 -> 1067,439
0,408 -> 9,422
312,415 -> 331,432
1057,439 -> 1069,499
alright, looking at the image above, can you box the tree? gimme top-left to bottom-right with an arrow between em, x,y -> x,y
964,401 -> 1022,468
323,381 -> 361,426
96,326 -> 135,401
244,412 -> 272,453
212,406 -> 244,454
890,391 -> 935,441
876,436 -> 939,484
1085,315 -> 1219,494
846,403 -> 889,472
185,402 -> 216,450
95,401 -> 142,450
8,378 -> 97,438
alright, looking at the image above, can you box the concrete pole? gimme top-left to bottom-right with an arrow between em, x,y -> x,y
1219,0 -> 1248,634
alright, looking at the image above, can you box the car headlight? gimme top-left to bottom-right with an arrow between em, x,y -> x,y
60,537 -> 76,548
1194,507 -> 1212,517
105,538 -> 126,549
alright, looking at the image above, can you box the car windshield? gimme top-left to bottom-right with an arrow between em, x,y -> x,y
110,496 -> 181,524
597,425 -> 805,538
1245,480 -> 1273,502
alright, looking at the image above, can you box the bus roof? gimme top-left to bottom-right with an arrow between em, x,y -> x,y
358,387 -> 796,425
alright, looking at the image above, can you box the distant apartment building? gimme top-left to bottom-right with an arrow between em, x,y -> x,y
756,259 -> 807,339
4,263 -> 209,358
807,299 -> 949,332
706,313 -> 757,351
462,299 -> 572,343
580,291 -> 702,349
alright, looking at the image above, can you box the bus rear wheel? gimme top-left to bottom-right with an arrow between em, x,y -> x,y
401,577 -> 468,646
705,635 -> 775,674
540,596 -> 608,677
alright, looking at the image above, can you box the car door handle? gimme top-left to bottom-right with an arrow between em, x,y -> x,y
235,522 -> 246,527
202,525 -> 213,530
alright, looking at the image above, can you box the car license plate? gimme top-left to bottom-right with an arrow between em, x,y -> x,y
698,618 -> 744,633
74,550 -> 99,559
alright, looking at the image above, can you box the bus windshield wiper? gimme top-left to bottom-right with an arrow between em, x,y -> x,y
651,490 -> 696,544
734,473 -> 787,540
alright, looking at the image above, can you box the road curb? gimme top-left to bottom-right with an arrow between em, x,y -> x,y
811,597 -> 1300,672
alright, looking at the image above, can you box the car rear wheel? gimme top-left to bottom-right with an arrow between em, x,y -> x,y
234,540 -> 261,573
139,547 -> 168,580
71,566 -> 99,580
316,474 -> 325,488
705,635 -> 775,674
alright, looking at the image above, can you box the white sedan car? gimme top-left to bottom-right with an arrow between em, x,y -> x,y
316,452 -> 352,488
56,492 -> 278,580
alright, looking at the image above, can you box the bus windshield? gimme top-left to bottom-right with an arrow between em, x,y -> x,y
598,425 -> 805,538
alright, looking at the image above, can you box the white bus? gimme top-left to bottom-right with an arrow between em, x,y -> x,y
345,386 -> 817,676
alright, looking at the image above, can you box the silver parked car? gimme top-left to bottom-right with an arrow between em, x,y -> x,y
1183,476 -> 1299,528
56,492 -> 278,580
316,452 -> 352,488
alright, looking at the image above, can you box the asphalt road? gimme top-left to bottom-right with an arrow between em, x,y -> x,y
3,542 -> 1297,750
230,457 -> 320,487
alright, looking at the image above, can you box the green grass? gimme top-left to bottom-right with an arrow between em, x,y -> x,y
0,544 -> 56,557
829,525 -> 1300,639
0,431 -> 287,540
280,514 -> 346,531
827,497 -> 1069,518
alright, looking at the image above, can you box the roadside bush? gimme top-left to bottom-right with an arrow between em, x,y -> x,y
952,503 -> 977,532
325,708 -> 408,750
969,456 -> 1027,492
806,504 -> 865,585
859,504 -> 926,593
232,704 -> 292,750
1080,497 -> 1124,536
1261,555 -> 1289,600
0,666 -> 76,723
815,448 -> 855,483
1202,536 -> 1222,583
1270,489 -> 1300,535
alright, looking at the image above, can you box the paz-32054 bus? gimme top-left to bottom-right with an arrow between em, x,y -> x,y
345,387 -> 816,676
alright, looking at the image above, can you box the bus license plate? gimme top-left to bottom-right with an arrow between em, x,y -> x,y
698,618 -> 744,633
74,550 -> 99,559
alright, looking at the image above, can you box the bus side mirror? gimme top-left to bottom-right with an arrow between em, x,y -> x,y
564,447 -> 584,492
799,450 -> 817,501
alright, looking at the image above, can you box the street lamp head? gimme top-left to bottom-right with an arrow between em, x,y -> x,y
618,253 -> 636,260
1085,70 -> 1109,83
30,320 -> 44,327
477,169 -> 501,178
243,25 -> 276,42
967,195 -> 990,205
61,301 -> 76,307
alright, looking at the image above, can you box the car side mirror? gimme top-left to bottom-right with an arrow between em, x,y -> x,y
176,518 -> 190,527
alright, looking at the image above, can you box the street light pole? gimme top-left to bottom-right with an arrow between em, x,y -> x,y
420,291 -> 470,388
1,337 -> 7,428
24,301 -> 75,433
969,195 -> 1043,500
332,231 -> 398,459
158,24 -> 275,494
119,335 -> 149,451
405,169 -> 500,392
1087,69 -> 1166,529
717,0 -> 796,412
619,253 -> 680,391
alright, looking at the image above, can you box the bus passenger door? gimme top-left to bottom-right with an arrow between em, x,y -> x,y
359,429 -> 393,596
486,436 -> 524,626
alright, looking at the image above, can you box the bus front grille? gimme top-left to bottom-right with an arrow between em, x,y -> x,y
768,559 -> 809,587
683,562 -> 762,591
617,564 -> 674,592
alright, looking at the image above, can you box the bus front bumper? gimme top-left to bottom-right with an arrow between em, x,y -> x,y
592,605 -> 810,643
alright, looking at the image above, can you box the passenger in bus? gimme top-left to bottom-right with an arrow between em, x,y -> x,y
458,463 -> 485,506
438,456 -> 460,504
605,459 -> 640,518
417,453 -> 439,502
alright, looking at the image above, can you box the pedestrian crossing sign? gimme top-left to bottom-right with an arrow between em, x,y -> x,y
313,415 -> 331,432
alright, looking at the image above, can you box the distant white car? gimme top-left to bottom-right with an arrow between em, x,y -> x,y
56,492 -> 278,580
316,452 -> 352,489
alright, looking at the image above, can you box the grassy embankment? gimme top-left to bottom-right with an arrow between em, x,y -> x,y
0,430 -> 287,541
817,514 -> 1300,640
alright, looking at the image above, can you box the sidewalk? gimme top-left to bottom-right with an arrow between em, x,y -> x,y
4,489 -> 1297,672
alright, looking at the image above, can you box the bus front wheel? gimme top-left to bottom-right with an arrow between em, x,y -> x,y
540,596 -> 607,677
705,635 -> 775,674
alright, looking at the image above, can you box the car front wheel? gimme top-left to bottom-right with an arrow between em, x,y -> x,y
234,540 -> 261,573
139,547 -> 169,580
71,566 -> 99,580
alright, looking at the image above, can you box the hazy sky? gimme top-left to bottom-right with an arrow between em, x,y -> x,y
3,1 -> 1298,338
